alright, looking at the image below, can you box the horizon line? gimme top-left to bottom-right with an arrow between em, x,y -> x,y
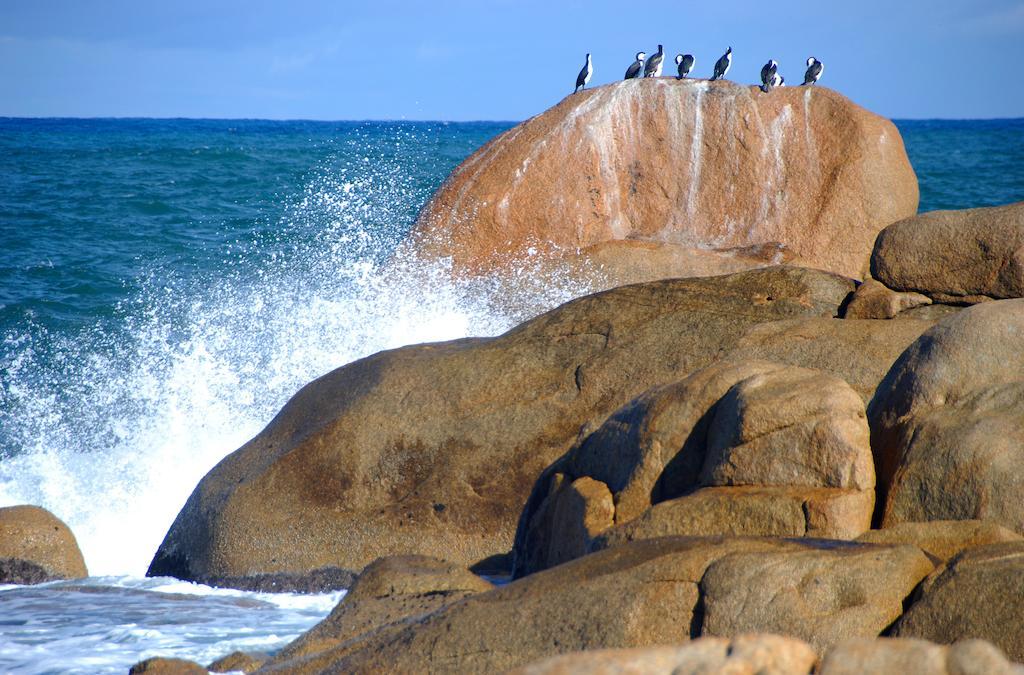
2,115 -> 1023,124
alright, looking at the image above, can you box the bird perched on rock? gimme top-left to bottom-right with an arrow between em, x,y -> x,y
761,70 -> 785,92
711,47 -> 732,80
802,57 -> 824,85
575,53 -> 593,92
624,52 -> 646,79
675,53 -> 695,79
643,44 -> 665,77
760,59 -> 778,88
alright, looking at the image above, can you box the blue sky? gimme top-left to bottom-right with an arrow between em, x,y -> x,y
1,0 -> 1022,120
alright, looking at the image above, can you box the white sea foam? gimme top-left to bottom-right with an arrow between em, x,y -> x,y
0,575 -> 344,673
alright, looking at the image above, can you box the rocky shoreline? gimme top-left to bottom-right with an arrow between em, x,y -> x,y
4,82 -> 1023,673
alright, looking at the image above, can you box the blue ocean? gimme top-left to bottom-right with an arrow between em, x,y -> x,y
1,116 -> 1023,673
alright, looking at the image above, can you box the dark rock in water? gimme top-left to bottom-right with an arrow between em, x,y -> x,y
868,299 -> 1024,531
207,650 -> 267,673
892,541 -> 1024,662
268,554 -> 492,668
0,557 -> 58,585
409,82 -> 918,281
196,566 -> 357,594
149,267 -> 852,583
0,505 -> 88,583
872,201 -> 1024,303
128,656 -> 207,674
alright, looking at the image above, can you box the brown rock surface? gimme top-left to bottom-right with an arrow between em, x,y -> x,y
856,521 -> 1023,561
0,505 -> 88,582
264,537 -> 854,674
702,366 -> 874,490
271,555 -> 492,664
591,486 -> 872,550
699,543 -> 935,652
872,201 -> 1024,303
128,657 -> 207,675
819,638 -> 1023,675
722,317 -> 936,403
546,240 -> 802,293
207,651 -> 266,673
892,542 -> 1024,661
509,634 -> 818,675
527,475 -> 615,571
867,300 -> 1024,530
410,80 -> 918,280
895,304 -> 961,322
514,359 -> 874,575
844,279 -> 932,319
148,267 -> 851,582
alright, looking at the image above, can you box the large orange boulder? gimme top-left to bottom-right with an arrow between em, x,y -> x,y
409,79 -> 918,280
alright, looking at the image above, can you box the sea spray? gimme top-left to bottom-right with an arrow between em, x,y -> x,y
0,122 -> 593,577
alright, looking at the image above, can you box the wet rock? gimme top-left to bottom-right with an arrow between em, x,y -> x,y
149,267 -> 851,582
192,566 -> 356,593
872,201 -> 1024,303
0,558 -> 58,585
0,505 -> 88,583
411,81 -> 918,280
892,541 -> 1024,661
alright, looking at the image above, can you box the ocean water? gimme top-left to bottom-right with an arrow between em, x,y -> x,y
1,116 -> 1023,673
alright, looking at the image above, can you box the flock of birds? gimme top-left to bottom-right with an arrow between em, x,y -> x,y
573,46 -> 824,93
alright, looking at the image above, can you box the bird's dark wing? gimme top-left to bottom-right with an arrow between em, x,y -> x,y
803,62 -> 822,84
625,62 -> 641,79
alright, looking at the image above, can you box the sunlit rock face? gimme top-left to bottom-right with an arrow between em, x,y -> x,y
410,79 -> 919,280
